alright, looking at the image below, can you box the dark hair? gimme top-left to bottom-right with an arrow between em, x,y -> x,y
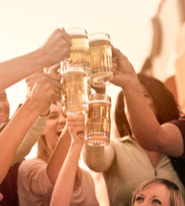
115,73 -> 181,137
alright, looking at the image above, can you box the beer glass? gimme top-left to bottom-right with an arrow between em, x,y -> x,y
89,32 -> 113,87
61,61 -> 91,116
67,27 -> 91,76
86,93 -> 111,147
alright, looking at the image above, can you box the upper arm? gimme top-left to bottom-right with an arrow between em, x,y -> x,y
18,159 -> 53,195
82,143 -> 115,172
155,122 -> 184,158
12,116 -> 47,165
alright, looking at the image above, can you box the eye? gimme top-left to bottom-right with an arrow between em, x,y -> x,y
152,199 -> 162,205
135,196 -> 144,202
49,112 -> 59,119
143,93 -> 150,98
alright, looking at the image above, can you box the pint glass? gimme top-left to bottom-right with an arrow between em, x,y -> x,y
86,93 -> 111,146
61,61 -> 91,116
89,32 -> 113,87
67,27 -> 90,76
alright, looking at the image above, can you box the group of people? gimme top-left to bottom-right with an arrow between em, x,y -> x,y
0,26 -> 184,206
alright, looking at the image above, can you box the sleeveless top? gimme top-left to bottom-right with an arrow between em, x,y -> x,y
170,115 -> 185,187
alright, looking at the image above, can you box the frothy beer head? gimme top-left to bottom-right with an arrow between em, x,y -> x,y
67,27 -> 90,73
61,67 -> 90,116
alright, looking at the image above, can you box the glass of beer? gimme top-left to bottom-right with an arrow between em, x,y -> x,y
61,61 -> 91,116
86,93 -> 111,147
67,27 -> 91,76
89,32 -> 113,87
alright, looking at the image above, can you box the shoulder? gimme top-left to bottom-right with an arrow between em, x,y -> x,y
18,158 -> 46,176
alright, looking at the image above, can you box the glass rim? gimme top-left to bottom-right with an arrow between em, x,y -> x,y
88,32 -> 110,42
67,27 -> 88,36
89,93 -> 111,102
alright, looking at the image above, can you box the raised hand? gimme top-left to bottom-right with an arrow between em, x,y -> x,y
40,28 -> 71,67
67,115 -> 86,144
111,46 -> 137,89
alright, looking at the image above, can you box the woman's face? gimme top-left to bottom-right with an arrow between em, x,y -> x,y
133,183 -> 170,206
42,104 -> 66,152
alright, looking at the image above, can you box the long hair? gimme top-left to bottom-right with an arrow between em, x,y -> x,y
115,72 -> 181,137
131,178 -> 185,206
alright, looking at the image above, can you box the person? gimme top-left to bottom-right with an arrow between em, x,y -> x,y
0,64 -> 62,183
50,114 -> 99,206
18,104 -> 99,206
131,178 -> 185,206
111,47 -> 185,185
83,72 -> 185,206
0,26 -> 70,185
0,65 -> 61,205
0,28 -> 71,90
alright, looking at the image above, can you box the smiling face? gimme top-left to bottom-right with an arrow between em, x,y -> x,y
41,104 -> 66,153
133,183 -> 170,206
0,91 -> 10,124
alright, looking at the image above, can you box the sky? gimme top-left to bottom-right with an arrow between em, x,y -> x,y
0,0 -> 160,116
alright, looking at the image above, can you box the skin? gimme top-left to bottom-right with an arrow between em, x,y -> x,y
0,65 -> 61,184
41,103 -> 67,159
0,28 -> 71,90
111,46 -> 183,158
133,184 -> 170,206
50,114 -> 86,206
83,78 -> 164,172
0,91 -> 10,124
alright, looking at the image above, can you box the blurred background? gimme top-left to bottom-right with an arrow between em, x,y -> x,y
0,0 -> 184,116
1,1 -> 185,205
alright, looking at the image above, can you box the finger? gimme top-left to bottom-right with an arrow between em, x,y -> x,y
47,63 -> 61,74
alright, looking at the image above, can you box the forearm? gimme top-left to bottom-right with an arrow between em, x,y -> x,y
50,142 -> 83,206
123,77 -> 164,149
0,49 -> 45,90
12,115 -> 48,165
82,143 -> 114,172
0,98 -> 41,183
46,128 -> 71,185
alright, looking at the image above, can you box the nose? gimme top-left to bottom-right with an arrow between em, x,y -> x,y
58,113 -> 66,126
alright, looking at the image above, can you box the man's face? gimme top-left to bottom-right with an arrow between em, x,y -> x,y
0,91 -> 10,124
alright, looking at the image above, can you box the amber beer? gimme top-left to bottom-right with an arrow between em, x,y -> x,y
67,27 -> 90,76
86,94 -> 111,146
89,33 -> 113,87
62,65 -> 90,116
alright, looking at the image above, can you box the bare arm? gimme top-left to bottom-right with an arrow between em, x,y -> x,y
50,142 -> 83,206
46,126 -> 71,185
0,28 -> 70,90
46,115 -> 85,184
12,115 -> 48,165
49,115 -> 86,206
82,142 -> 115,172
0,71 -> 61,183
111,47 -> 183,157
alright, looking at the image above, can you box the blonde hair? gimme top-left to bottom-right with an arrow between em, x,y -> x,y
131,178 -> 184,206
